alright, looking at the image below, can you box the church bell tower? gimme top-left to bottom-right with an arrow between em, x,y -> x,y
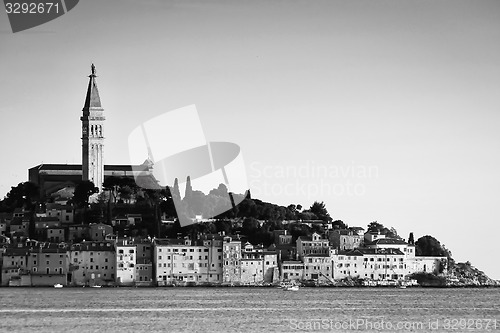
81,64 -> 105,191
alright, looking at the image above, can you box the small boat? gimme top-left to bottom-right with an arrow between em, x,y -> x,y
285,285 -> 300,291
280,282 -> 300,291
54,284 -> 63,288
91,285 -> 102,288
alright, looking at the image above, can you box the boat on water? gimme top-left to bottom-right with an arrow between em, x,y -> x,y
280,281 -> 300,291
53,284 -> 63,288
91,285 -> 102,288
285,285 -> 300,291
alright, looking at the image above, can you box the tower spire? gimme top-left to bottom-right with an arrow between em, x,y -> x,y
84,63 -> 102,108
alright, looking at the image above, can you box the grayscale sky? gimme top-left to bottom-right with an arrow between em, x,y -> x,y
1,0 -> 499,278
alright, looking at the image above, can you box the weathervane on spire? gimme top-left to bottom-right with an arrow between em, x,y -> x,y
91,63 -> 96,76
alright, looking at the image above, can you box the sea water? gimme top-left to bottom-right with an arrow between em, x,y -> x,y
0,287 -> 499,332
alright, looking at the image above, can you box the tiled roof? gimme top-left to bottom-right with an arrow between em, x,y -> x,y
373,238 -> 408,245
4,248 -> 30,256
303,253 -> 330,257
154,238 -> 186,246
70,241 -> 115,251
364,238 -> 408,246
358,248 -> 404,255
337,249 -> 364,256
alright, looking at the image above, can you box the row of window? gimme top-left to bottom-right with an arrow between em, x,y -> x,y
83,265 -> 112,270
31,267 -> 63,274
158,263 -> 221,268
158,274 -> 219,280
73,258 -> 109,263
118,249 -> 135,254
158,248 -> 212,253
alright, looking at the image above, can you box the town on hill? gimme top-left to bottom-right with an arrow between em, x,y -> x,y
1,180 -> 495,288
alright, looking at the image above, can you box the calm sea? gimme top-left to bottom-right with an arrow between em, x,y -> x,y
0,287 -> 499,332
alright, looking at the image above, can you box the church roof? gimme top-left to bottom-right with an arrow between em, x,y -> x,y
83,64 -> 102,109
29,164 -> 151,172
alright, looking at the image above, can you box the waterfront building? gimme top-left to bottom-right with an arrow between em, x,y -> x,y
359,248 -> 407,280
1,247 -> 29,286
222,236 -> 242,285
240,243 -> 279,285
116,239 -> 136,286
281,261 -> 304,281
27,242 -> 69,286
303,253 -> 334,283
154,237 -> 223,286
69,241 -> 116,286
135,238 -> 154,286
332,249 -> 365,280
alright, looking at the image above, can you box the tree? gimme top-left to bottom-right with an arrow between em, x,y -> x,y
309,201 -> 332,222
332,220 -> 348,230
299,211 -> 318,220
72,181 -> 98,224
0,181 -> 40,212
415,235 -> 452,258
73,181 -> 98,209
367,221 -> 384,233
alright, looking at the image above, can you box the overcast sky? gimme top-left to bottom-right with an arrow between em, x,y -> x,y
1,0 -> 499,279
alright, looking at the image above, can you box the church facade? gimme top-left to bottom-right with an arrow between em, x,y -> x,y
29,65 -> 157,199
